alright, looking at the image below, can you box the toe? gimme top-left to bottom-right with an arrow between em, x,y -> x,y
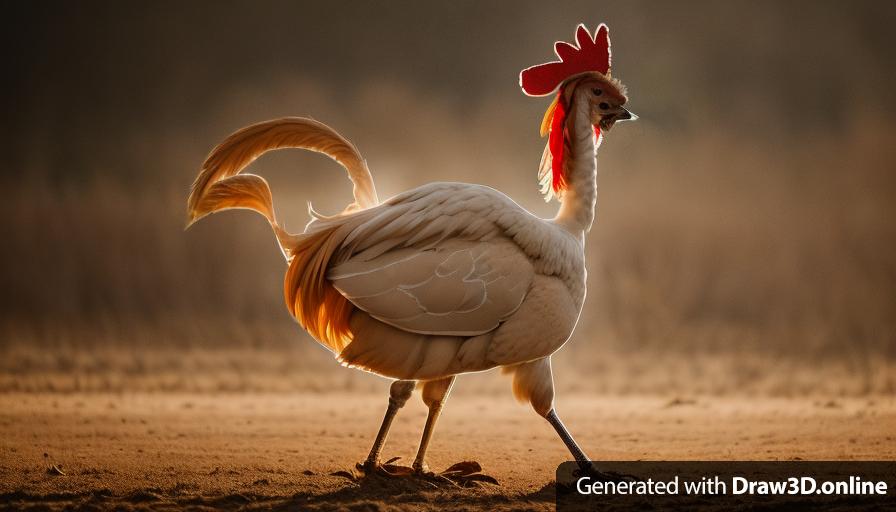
439,461 -> 499,487
380,463 -> 415,477
355,457 -> 416,477
441,460 -> 483,476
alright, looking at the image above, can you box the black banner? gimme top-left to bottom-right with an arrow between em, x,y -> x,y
556,461 -> 896,511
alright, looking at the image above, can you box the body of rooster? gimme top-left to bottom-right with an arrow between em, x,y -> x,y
187,23 -> 633,481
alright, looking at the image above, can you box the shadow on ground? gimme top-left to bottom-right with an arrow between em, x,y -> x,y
0,479 -> 556,511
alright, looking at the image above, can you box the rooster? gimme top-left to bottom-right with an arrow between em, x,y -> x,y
187,23 -> 634,483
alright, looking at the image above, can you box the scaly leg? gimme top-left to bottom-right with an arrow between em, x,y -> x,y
511,357 -> 622,479
409,377 -> 498,486
412,376 -> 455,472
360,379 -> 415,471
545,407 -> 636,482
513,359 -> 590,470
544,408 -> 590,469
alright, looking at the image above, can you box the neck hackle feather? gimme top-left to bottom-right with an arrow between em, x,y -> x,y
525,24 -> 612,202
538,85 -> 601,201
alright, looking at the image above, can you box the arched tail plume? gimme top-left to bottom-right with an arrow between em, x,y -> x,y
186,117 -> 379,258
186,117 -> 378,353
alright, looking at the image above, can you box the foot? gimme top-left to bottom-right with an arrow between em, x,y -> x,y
432,460 -> 499,487
354,456 -> 415,477
334,459 -> 498,487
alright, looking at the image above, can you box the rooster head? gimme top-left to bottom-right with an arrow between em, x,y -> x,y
521,23 -> 634,197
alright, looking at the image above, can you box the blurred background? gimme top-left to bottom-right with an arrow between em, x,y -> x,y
2,0 -> 894,396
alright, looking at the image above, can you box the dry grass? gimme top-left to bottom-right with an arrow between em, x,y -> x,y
1,84 -> 894,397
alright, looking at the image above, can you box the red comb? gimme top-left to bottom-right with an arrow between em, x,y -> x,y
520,24 -> 611,97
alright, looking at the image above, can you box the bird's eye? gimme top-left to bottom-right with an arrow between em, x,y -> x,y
599,102 -> 610,110
592,88 -> 603,96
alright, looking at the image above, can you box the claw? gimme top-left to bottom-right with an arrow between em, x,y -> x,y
442,460 -> 482,475
436,460 -> 499,487
380,463 -> 415,477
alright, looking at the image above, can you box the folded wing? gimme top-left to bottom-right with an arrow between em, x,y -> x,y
307,181 -> 581,340
329,238 -> 534,336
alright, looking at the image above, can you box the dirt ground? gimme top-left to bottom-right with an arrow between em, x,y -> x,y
1,386 -> 893,511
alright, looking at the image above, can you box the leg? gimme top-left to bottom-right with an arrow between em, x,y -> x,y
412,376 -> 455,472
545,408 -> 590,468
410,377 -> 498,486
361,379 -> 415,469
510,358 -> 631,482
509,357 -> 590,471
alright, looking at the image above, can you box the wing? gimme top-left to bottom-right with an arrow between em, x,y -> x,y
329,238 -> 534,336
314,182 -> 582,279
310,182 -> 583,338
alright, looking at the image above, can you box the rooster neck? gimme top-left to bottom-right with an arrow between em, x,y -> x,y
553,89 -> 598,237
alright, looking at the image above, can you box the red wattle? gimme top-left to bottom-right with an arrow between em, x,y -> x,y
549,90 -> 568,193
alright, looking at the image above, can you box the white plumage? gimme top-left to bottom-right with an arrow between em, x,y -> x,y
187,37 -> 633,481
314,182 -> 586,381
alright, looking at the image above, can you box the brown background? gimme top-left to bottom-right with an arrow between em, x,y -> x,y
2,2 -> 895,509
2,0 -> 894,394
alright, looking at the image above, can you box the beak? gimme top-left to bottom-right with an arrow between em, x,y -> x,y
617,107 -> 637,121
598,107 -> 637,131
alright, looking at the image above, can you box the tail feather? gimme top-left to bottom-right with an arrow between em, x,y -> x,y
186,117 -> 379,256
189,173 -> 298,258
284,224 -> 356,352
187,117 -> 379,353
